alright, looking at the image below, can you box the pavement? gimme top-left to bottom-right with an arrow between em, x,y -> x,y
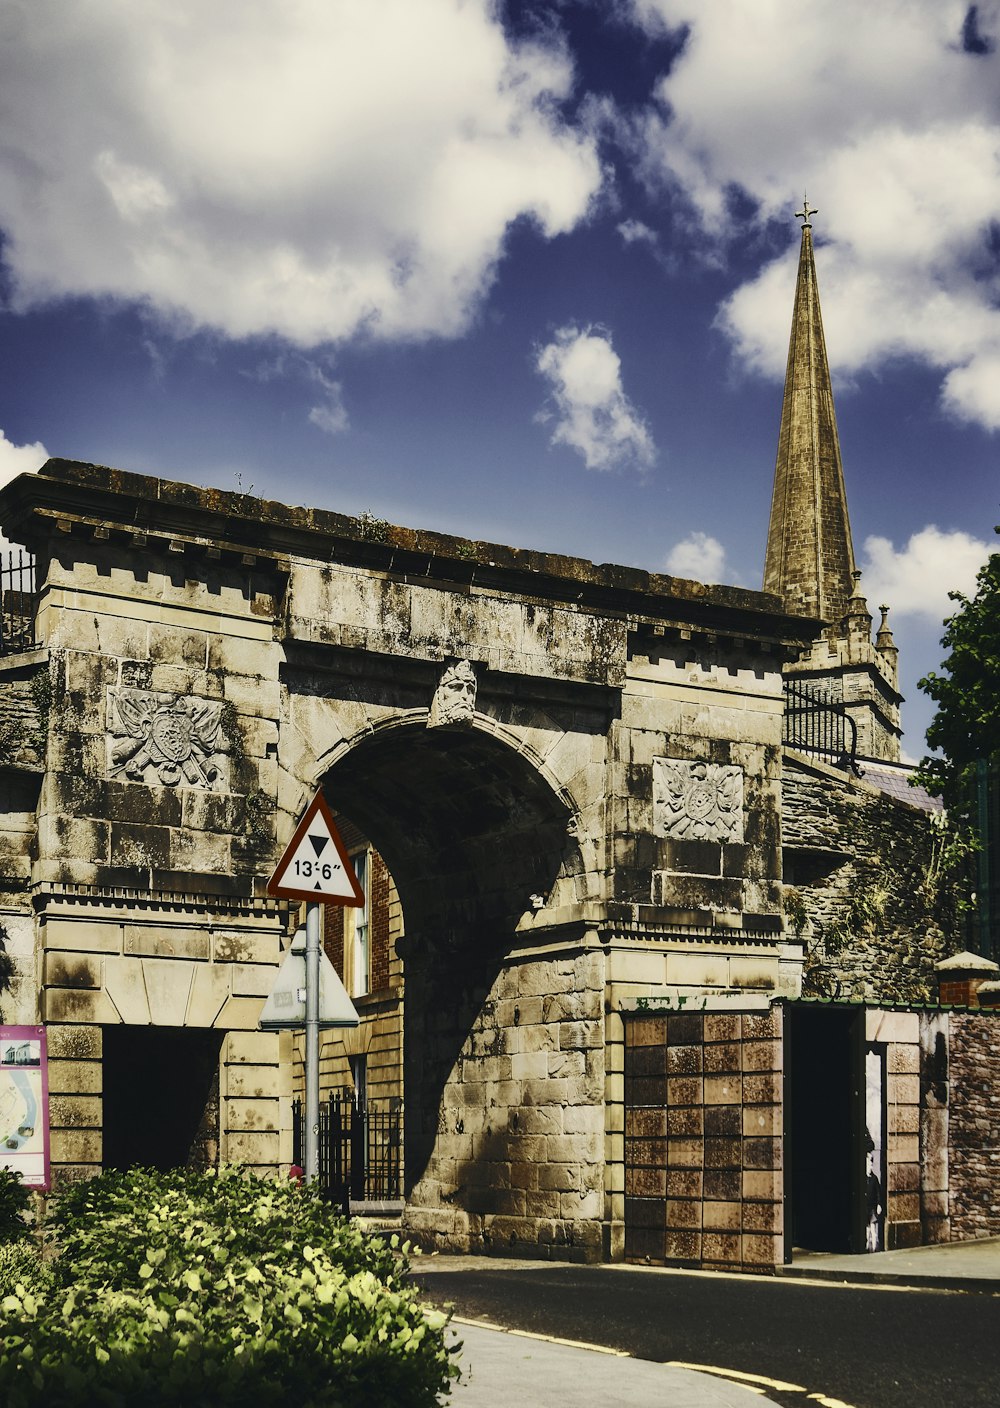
419,1236 -> 1000,1407
445,1319 -> 780,1406
778,1233 -> 1000,1293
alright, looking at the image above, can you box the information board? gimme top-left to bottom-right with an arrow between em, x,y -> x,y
0,1026 -> 50,1189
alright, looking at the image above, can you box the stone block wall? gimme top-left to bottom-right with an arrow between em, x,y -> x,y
46,1023 -> 103,1186
623,1007 -> 784,1272
37,893 -> 286,1184
34,540 -> 283,895
866,1010 -> 922,1249
220,1029 -> 284,1172
403,945 -> 606,1261
947,1010 -> 1000,1239
615,636 -> 785,927
919,1010 -> 950,1243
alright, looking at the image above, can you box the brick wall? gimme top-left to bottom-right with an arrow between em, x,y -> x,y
322,902 -> 344,974
624,1007 -> 783,1272
369,851 -> 391,994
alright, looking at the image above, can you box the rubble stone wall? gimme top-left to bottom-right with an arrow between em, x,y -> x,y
783,760 -> 950,1004
946,1010 -> 1000,1240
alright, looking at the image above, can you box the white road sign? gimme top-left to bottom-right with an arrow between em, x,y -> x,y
259,927 -> 360,1030
266,792 -> 365,906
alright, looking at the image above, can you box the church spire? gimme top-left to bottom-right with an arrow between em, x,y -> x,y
763,199 -> 855,626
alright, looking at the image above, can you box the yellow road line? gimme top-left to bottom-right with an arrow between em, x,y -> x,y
666,1361 -> 808,1393
667,1362 -> 860,1408
451,1316 -> 629,1356
452,1323 -> 859,1404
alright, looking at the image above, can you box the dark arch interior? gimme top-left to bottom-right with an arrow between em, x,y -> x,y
322,723 -> 576,1190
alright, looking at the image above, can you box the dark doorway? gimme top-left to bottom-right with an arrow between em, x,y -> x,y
786,1005 -> 865,1254
103,1026 -> 224,1171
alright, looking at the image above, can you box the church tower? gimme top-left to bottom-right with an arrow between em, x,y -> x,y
765,200 -> 902,762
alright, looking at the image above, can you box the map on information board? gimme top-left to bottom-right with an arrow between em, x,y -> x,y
0,1027 -> 50,1189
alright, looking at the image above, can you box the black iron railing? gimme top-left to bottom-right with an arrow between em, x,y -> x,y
292,1091 -> 402,1205
0,551 -> 37,656
783,678 -> 860,773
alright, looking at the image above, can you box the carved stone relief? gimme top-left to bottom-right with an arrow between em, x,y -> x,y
652,759 -> 744,843
107,688 -> 227,788
427,659 -> 477,728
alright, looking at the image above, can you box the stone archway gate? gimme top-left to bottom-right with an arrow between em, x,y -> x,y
0,459 -> 816,1261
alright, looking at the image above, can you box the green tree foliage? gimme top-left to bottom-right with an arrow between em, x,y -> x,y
0,1170 -> 30,1246
919,538 -> 1000,806
0,1166 -> 458,1408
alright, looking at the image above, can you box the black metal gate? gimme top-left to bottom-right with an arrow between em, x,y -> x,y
292,1091 -> 402,1206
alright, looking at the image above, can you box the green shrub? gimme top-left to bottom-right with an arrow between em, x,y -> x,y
50,1165 -> 399,1288
0,1242 -> 49,1299
0,1169 -> 30,1245
0,1167 -> 456,1408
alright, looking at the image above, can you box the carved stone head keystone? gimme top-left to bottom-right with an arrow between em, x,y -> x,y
428,659 -> 478,728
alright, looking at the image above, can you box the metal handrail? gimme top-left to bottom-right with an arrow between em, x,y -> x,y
0,550 -> 37,656
783,678 -> 860,774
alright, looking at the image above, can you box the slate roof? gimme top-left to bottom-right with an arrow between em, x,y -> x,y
857,760 -> 942,813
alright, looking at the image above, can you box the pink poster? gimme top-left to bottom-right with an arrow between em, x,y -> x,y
0,1026 -> 50,1190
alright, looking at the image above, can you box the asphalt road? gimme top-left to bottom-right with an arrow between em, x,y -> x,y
410,1260 -> 1000,1408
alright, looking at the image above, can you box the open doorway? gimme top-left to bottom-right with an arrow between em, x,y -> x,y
786,1004 -> 867,1254
102,1025 -> 224,1172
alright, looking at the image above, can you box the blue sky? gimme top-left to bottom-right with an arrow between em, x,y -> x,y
2,0 -> 1000,755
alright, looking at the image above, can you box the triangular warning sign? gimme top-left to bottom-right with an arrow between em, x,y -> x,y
266,792 -> 366,906
258,927 -> 361,1030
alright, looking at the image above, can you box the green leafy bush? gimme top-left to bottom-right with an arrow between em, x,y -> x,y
0,1169 -> 30,1245
50,1165 -> 399,1287
0,1242 -> 49,1299
0,1167 -> 456,1408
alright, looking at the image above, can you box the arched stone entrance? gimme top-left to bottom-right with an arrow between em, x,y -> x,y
0,458 -> 817,1264
319,718 -> 592,1250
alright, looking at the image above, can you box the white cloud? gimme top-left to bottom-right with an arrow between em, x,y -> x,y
628,1 -> 1000,429
308,388 -> 349,437
617,218 -> 658,247
535,325 -> 655,471
0,431 -> 48,491
0,431 -> 49,551
0,1 -> 601,347
859,525 -> 990,621
665,531 -> 726,581
305,364 -> 349,436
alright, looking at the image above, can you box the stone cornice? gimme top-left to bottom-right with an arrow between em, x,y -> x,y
0,459 -> 822,652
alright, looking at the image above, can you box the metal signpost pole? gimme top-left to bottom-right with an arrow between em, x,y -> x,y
304,900 -> 321,1182
263,791 -> 365,1190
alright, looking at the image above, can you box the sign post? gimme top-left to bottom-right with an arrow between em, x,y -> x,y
304,902 -> 321,1181
265,792 -> 365,1183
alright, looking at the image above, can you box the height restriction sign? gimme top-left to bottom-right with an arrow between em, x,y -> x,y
266,792 -> 365,907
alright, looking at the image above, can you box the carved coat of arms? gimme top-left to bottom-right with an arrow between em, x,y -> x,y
108,689 -> 226,788
653,759 -> 744,843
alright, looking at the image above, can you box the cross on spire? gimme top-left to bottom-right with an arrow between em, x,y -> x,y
795,193 -> 817,227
